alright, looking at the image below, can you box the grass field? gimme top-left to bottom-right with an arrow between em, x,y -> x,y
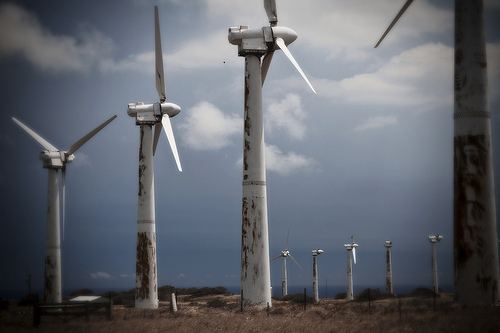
2,290 -> 500,332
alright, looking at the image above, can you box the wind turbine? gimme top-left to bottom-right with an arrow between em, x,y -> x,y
429,234 -> 443,294
271,231 -> 302,298
344,236 -> 358,301
12,115 -> 116,303
312,249 -> 324,302
375,0 -> 499,304
126,6 -> 182,309
385,241 -> 393,295
228,0 -> 316,309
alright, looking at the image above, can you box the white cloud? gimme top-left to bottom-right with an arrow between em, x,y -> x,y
265,144 -> 317,175
354,115 -> 398,132
72,152 -> 92,168
179,101 -> 242,151
90,272 -> 114,280
0,3 -> 113,73
318,43 -> 454,110
265,93 -> 307,140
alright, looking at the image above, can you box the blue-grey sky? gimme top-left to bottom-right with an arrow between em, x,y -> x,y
1,0 -> 499,296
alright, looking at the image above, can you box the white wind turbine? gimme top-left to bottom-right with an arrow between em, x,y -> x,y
12,115 -> 116,303
271,231 -> 302,298
344,236 -> 358,301
228,0 -> 316,308
375,0 -> 499,304
126,6 -> 182,309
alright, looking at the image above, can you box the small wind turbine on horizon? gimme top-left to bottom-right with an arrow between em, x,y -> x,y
312,249 -> 323,302
127,6 -> 182,309
271,231 -> 302,298
344,236 -> 358,301
429,234 -> 443,294
12,115 -> 117,303
375,0 -> 499,304
228,0 -> 316,308
385,241 -> 393,294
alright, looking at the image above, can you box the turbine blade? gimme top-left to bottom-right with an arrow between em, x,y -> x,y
275,37 -> 316,94
62,167 -> 66,241
264,0 -> 278,25
288,254 -> 302,270
374,0 -> 414,48
153,120 -> 162,156
261,51 -> 274,85
271,254 -> 283,262
67,115 -> 117,155
286,230 -> 289,250
353,247 -> 357,264
12,117 -> 58,151
161,114 -> 182,172
155,6 -> 166,101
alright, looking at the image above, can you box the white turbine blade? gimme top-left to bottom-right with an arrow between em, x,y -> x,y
374,0 -> 414,48
353,247 -> 357,264
161,114 -> 182,172
288,253 -> 302,270
153,120 -> 162,156
62,167 -> 66,241
67,115 -> 117,155
286,230 -> 289,250
155,6 -> 166,101
261,51 -> 274,85
264,0 -> 278,25
275,37 -> 317,94
12,117 -> 58,151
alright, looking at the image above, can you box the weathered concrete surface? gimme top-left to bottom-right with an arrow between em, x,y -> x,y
454,0 -> 499,304
135,125 -> 158,309
45,168 -> 61,304
241,54 -> 272,308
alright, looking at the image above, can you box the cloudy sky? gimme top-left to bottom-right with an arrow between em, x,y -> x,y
1,0 -> 499,297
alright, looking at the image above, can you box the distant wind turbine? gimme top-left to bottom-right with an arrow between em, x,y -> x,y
271,231 -> 302,298
344,236 -> 358,301
312,249 -> 324,302
385,241 -> 393,295
228,0 -> 316,308
126,6 -> 182,309
429,234 -> 443,294
375,0 -> 499,304
12,115 -> 116,303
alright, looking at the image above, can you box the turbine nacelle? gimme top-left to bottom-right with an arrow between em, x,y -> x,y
228,25 -> 297,55
127,102 -> 181,124
385,240 -> 393,249
39,151 -> 75,169
429,234 -> 443,243
312,249 -> 324,256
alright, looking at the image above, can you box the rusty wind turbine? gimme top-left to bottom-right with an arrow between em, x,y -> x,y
228,0 -> 316,308
127,6 -> 182,309
375,0 -> 499,305
12,115 -> 116,303
271,231 -> 302,298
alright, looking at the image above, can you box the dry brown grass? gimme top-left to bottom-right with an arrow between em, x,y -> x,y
2,293 -> 499,333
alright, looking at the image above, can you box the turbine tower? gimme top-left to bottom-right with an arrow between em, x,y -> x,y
271,231 -> 302,298
127,6 -> 182,309
344,236 -> 358,301
312,249 -> 323,302
429,234 -> 443,294
12,115 -> 116,303
375,0 -> 499,304
385,241 -> 393,295
228,0 -> 316,308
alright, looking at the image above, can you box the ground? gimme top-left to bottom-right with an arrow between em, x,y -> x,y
1,291 -> 499,332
